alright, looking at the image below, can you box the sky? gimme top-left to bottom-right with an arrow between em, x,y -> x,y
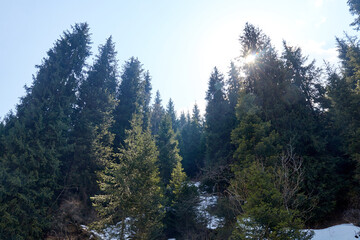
0,0 -> 357,119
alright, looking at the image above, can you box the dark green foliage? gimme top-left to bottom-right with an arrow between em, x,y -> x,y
240,23 -> 272,60
164,162 -> 207,239
150,90 -> 165,136
329,36 -> 360,160
71,36 -> 118,203
204,67 -> 233,191
0,118 -> 55,239
166,99 -> 178,132
348,0 -> 360,30
157,114 -> 182,186
112,57 -> 144,148
325,15 -> 360,215
235,23 -> 340,222
229,162 -> 313,240
0,23 -> 91,239
179,104 -> 205,178
177,112 -> 191,174
2,11 -> 360,238
92,113 -> 164,239
227,62 -> 242,113
231,91 -> 282,170
189,104 -> 205,176
142,71 -> 152,130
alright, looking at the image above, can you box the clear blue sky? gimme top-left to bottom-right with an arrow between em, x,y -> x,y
0,0 -> 356,119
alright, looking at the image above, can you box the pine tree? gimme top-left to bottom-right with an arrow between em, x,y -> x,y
0,23 -> 91,239
150,90 -> 165,136
71,36 -> 118,203
92,113 -> 164,239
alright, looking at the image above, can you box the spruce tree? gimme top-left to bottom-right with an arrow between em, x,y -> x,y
178,111 -> 187,130
92,113 -> 164,239
0,23 -> 91,239
113,57 -> 144,149
164,161 -> 206,239
204,67 -> 232,191
181,104 -> 205,178
142,70 -> 152,130
177,111 -> 190,173
226,61 -> 241,112
231,91 -> 281,170
229,91 -> 312,239
324,2 -> 360,218
71,36 -> 118,203
156,114 -> 182,186
281,43 -> 342,221
348,0 -> 360,30
166,98 -> 178,132
150,90 -> 165,136
236,24 -> 343,222
229,162 -> 313,240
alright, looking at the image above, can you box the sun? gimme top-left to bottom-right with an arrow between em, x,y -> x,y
244,53 -> 257,64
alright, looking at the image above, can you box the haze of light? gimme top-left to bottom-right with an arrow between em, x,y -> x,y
0,0 -> 356,119
245,54 -> 257,64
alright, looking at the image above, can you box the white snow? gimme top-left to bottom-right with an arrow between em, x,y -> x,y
82,218 -> 132,240
194,181 -> 225,230
84,183 -> 360,240
312,223 -> 360,240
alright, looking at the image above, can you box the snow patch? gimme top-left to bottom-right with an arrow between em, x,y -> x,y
82,218 -> 132,240
312,223 -> 360,240
194,181 -> 225,229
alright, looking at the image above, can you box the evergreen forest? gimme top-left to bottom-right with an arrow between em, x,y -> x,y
2,1 -> 360,239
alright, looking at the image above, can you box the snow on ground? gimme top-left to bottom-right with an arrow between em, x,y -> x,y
312,223 -> 360,240
198,193 -> 224,229
194,181 -> 225,230
82,218 -> 132,240
84,183 -> 360,240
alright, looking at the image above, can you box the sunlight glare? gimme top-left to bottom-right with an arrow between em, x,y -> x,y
245,54 -> 256,64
